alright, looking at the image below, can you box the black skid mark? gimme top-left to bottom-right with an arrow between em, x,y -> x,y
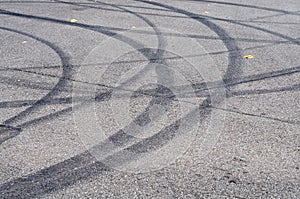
0,27 -> 72,129
0,124 -> 22,145
188,0 -> 300,17
0,2 -> 164,143
136,0 -> 242,91
0,1 -> 236,197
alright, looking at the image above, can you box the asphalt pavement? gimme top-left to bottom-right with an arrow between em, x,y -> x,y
0,0 -> 299,198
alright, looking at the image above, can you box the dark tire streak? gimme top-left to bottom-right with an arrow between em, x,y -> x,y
0,1 -> 163,142
191,0 -> 300,16
0,27 -> 72,145
0,1 -> 177,197
137,0 -> 242,92
6,0 -> 299,197
0,0 -> 241,196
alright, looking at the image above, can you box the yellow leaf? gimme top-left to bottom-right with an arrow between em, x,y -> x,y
70,19 -> 78,23
131,25 -> 136,29
243,55 -> 254,59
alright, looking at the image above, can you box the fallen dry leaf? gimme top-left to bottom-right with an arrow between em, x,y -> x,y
243,55 -> 254,59
70,19 -> 78,23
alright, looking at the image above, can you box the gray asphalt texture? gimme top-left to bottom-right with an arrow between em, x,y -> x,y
0,0 -> 300,198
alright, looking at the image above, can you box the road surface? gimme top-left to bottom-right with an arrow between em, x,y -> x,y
0,0 -> 299,198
